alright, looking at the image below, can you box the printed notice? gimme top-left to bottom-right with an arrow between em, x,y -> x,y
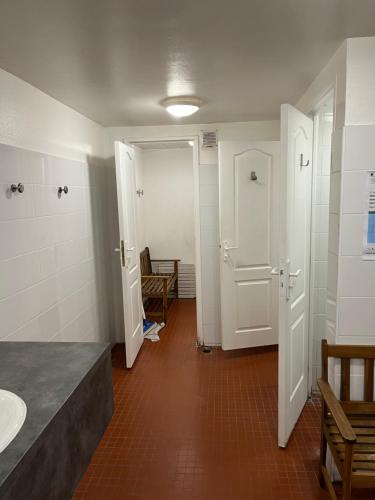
363,171 -> 375,259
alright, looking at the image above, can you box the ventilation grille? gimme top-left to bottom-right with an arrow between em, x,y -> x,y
201,130 -> 218,149
151,262 -> 196,299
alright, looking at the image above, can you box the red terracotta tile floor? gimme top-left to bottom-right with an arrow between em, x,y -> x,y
73,299 -> 367,500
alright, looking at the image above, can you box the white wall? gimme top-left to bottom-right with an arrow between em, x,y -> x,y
297,38 -> 375,414
346,37 -> 375,126
297,41 -> 347,130
107,121 -> 279,345
139,148 -> 195,264
0,68 -> 104,161
0,68 -> 122,344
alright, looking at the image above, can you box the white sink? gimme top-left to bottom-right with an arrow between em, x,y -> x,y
0,389 -> 27,454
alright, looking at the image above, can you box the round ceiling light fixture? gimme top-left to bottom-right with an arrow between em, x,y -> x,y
162,96 -> 203,118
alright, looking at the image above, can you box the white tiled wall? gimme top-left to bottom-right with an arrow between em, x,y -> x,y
336,124 -> 375,344
0,142 -> 120,343
199,164 -> 221,345
310,102 -> 333,386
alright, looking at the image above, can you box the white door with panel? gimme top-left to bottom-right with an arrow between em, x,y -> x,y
219,141 -> 280,350
115,141 -> 144,368
278,104 -> 313,447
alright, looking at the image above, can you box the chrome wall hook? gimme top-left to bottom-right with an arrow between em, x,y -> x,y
250,171 -> 257,181
58,186 -> 69,195
10,183 -> 24,193
300,154 -> 310,167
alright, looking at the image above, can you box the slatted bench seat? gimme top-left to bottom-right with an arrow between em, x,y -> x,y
140,247 -> 179,324
318,340 -> 375,499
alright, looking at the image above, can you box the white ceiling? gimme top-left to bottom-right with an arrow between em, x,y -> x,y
0,0 -> 375,126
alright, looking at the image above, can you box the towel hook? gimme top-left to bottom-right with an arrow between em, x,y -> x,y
250,171 -> 258,181
300,154 -> 310,167
10,183 -> 24,193
58,186 -> 69,196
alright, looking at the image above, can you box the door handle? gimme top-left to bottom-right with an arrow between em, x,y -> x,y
127,246 -> 135,252
289,269 -> 301,278
223,241 -> 238,262
271,267 -> 279,275
223,241 -> 238,251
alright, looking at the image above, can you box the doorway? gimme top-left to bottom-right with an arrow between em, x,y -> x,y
309,94 -> 334,391
114,137 -> 203,368
133,140 -> 198,328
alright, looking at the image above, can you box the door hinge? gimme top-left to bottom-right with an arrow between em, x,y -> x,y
121,240 -> 125,267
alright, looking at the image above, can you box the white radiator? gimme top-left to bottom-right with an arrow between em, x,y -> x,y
151,262 -> 196,298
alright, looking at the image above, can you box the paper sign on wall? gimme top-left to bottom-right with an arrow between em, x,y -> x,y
363,171 -> 375,259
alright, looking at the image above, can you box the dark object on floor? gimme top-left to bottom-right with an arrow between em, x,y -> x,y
318,339 -> 375,500
202,345 -> 212,353
140,246 -> 179,324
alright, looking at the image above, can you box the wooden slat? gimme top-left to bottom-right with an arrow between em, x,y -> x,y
338,453 -> 375,462
332,434 -> 375,444
336,443 -> 375,453
327,417 -> 375,428
328,425 -> 375,436
341,358 -> 351,401
341,402 -> 375,414
321,339 -> 328,381
352,461 -> 375,471
327,344 -> 375,359
365,359 -> 374,402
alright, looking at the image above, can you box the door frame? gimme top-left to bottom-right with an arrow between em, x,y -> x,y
123,134 -> 203,345
305,88 -> 335,393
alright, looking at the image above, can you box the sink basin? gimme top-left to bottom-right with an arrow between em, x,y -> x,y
0,390 -> 27,454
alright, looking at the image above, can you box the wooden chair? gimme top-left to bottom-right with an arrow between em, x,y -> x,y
140,247 -> 179,324
318,339 -> 375,499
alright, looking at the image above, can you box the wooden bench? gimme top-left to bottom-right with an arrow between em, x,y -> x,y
318,339 -> 375,499
140,247 -> 179,324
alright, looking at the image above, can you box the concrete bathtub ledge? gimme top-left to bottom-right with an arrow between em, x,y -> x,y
0,342 -> 114,500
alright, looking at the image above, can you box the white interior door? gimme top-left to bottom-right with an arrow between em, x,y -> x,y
219,141 -> 280,350
115,141 -> 143,368
278,104 -> 313,447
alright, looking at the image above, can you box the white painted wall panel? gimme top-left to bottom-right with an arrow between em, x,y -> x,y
139,148 -> 195,264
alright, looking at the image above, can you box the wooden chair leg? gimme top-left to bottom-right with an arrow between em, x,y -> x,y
342,443 -> 353,500
321,465 -> 338,500
174,261 -> 178,298
163,281 -> 168,324
319,421 -> 327,487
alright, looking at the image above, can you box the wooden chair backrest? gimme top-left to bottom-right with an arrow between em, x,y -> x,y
140,247 -> 152,276
322,339 -> 375,403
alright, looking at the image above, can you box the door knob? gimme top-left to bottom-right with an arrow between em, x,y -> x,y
271,267 -> 279,275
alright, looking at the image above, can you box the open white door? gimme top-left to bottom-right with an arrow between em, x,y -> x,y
114,141 -> 144,368
278,104 -> 313,447
219,141 -> 280,350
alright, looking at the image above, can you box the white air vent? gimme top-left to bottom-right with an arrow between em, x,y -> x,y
201,130 -> 218,149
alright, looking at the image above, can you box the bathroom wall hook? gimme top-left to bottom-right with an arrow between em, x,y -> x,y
58,186 -> 69,195
10,183 -> 24,193
136,189 -> 144,197
300,154 -> 310,167
250,171 -> 257,181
